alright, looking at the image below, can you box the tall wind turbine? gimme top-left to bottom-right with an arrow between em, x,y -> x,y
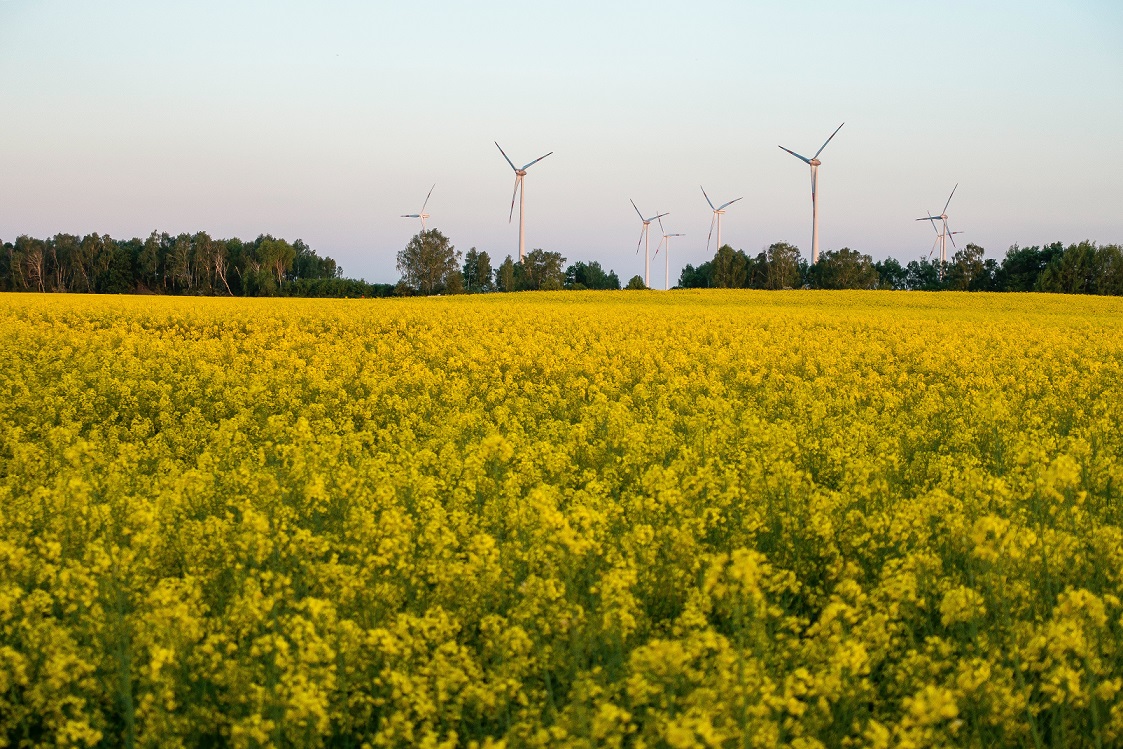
917,183 -> 963,278
779,122 -> 844,264
631,200 -> 669,288
701,186 -> 742,255
653,215 -> 684,291
400,184 -> 435,232
496,142 -> 552,261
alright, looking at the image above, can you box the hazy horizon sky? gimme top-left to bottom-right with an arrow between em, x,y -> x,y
2,1 -> 1121,284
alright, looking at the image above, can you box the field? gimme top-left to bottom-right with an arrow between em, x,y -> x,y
1,290 -> 1122,748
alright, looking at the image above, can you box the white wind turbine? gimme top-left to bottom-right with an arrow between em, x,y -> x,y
400,184 -> 436,232
496,142 -> 553,261
652,215 -> 684,291
779,122 -> 845,264
631,200 -> 669,288
917,183 -> 963,278
701,186 -> 742,255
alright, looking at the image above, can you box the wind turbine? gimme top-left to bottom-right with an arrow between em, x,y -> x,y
653,215 -> 684,291
701,186 -> 742,255
779,122 -> 845,264
496,142 -> 553,261
631,200 -> 669,288
916,184 -> 963,278
400,184 -> 435,232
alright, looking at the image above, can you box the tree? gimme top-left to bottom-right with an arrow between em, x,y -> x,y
566,261 -> 620,290
520,249 -> 567,290
874,257 -> 908,290
679,261 -> 714,288
994,243 -> 1064,291
289,239 -> 339,282
256,236 -> 297,289
712,245 -> 749,288
763,242 -> 802,289
396,229 -> 462,296
1038,241 -> 1098,294
905,258 -> 944,291
462,248 -> 494,292
138,231 -> 165,291
1092,244 -> 1123,296
625,275 -> 647,290
945,243 -> 987,291
808,248 -> 879,289
495,255 -> 517,292
16,236 -> 47,292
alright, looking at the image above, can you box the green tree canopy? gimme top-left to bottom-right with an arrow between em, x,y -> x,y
566,261 -> 620,290
495,255 -> 517,292
809,248 -> 879,290
763,242 -> 802,290
712,245 -> 750,288
462,248 -> 494,293
678,261 -> 714,288
874,257 -> 908,290
945,243 -> 987,291
396,229 -> 462,295
625,274 -> 647,290
520,249 -> 567,291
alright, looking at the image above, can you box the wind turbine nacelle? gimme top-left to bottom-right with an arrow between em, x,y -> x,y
810,158 -> 822,167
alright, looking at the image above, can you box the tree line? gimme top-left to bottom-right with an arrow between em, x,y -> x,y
395,229 -> 621,295
4,228 -> 1120,297
0,232 -> 395,297
678,240 -> 1123,294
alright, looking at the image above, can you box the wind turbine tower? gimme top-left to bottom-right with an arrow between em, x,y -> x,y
917,184 -> 963,279
401,184 -> 436,232
631,200 -> 669,288
653,215 -> 684,291
779,122 -> 845,264
496,142 -> 553,261
701,186 -> 742,255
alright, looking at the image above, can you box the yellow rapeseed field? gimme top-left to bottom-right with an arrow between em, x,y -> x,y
1,290 -> 1122,748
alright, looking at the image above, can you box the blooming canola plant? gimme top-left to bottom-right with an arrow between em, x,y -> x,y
1,290 -> 1122,746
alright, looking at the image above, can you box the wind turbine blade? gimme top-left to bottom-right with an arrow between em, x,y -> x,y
717,197 -> 743,210
630,199 -> 644,221
421,184 -> 435,213
636,226 -> 646,255
946,222 -> 958,249
943,183 -> 958,214
652,212 -> 669,221
495,142 -> 518,172
508,176 -> 521,222
706,214 -> 716,253
700,185 -> 716,210
522,152 -> 553,170
653,236 -> 665,259
813,122 -> 845,159
778,145 -> 812,165
401,214 -> 419,218
657,214 -> 666,235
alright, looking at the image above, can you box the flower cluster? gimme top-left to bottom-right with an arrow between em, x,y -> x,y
1,290 -> 1122,747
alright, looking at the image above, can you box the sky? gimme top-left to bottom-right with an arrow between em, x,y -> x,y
1,1 -> 1121,285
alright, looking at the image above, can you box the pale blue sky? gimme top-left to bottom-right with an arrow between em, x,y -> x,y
2,1 -> 1121,283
